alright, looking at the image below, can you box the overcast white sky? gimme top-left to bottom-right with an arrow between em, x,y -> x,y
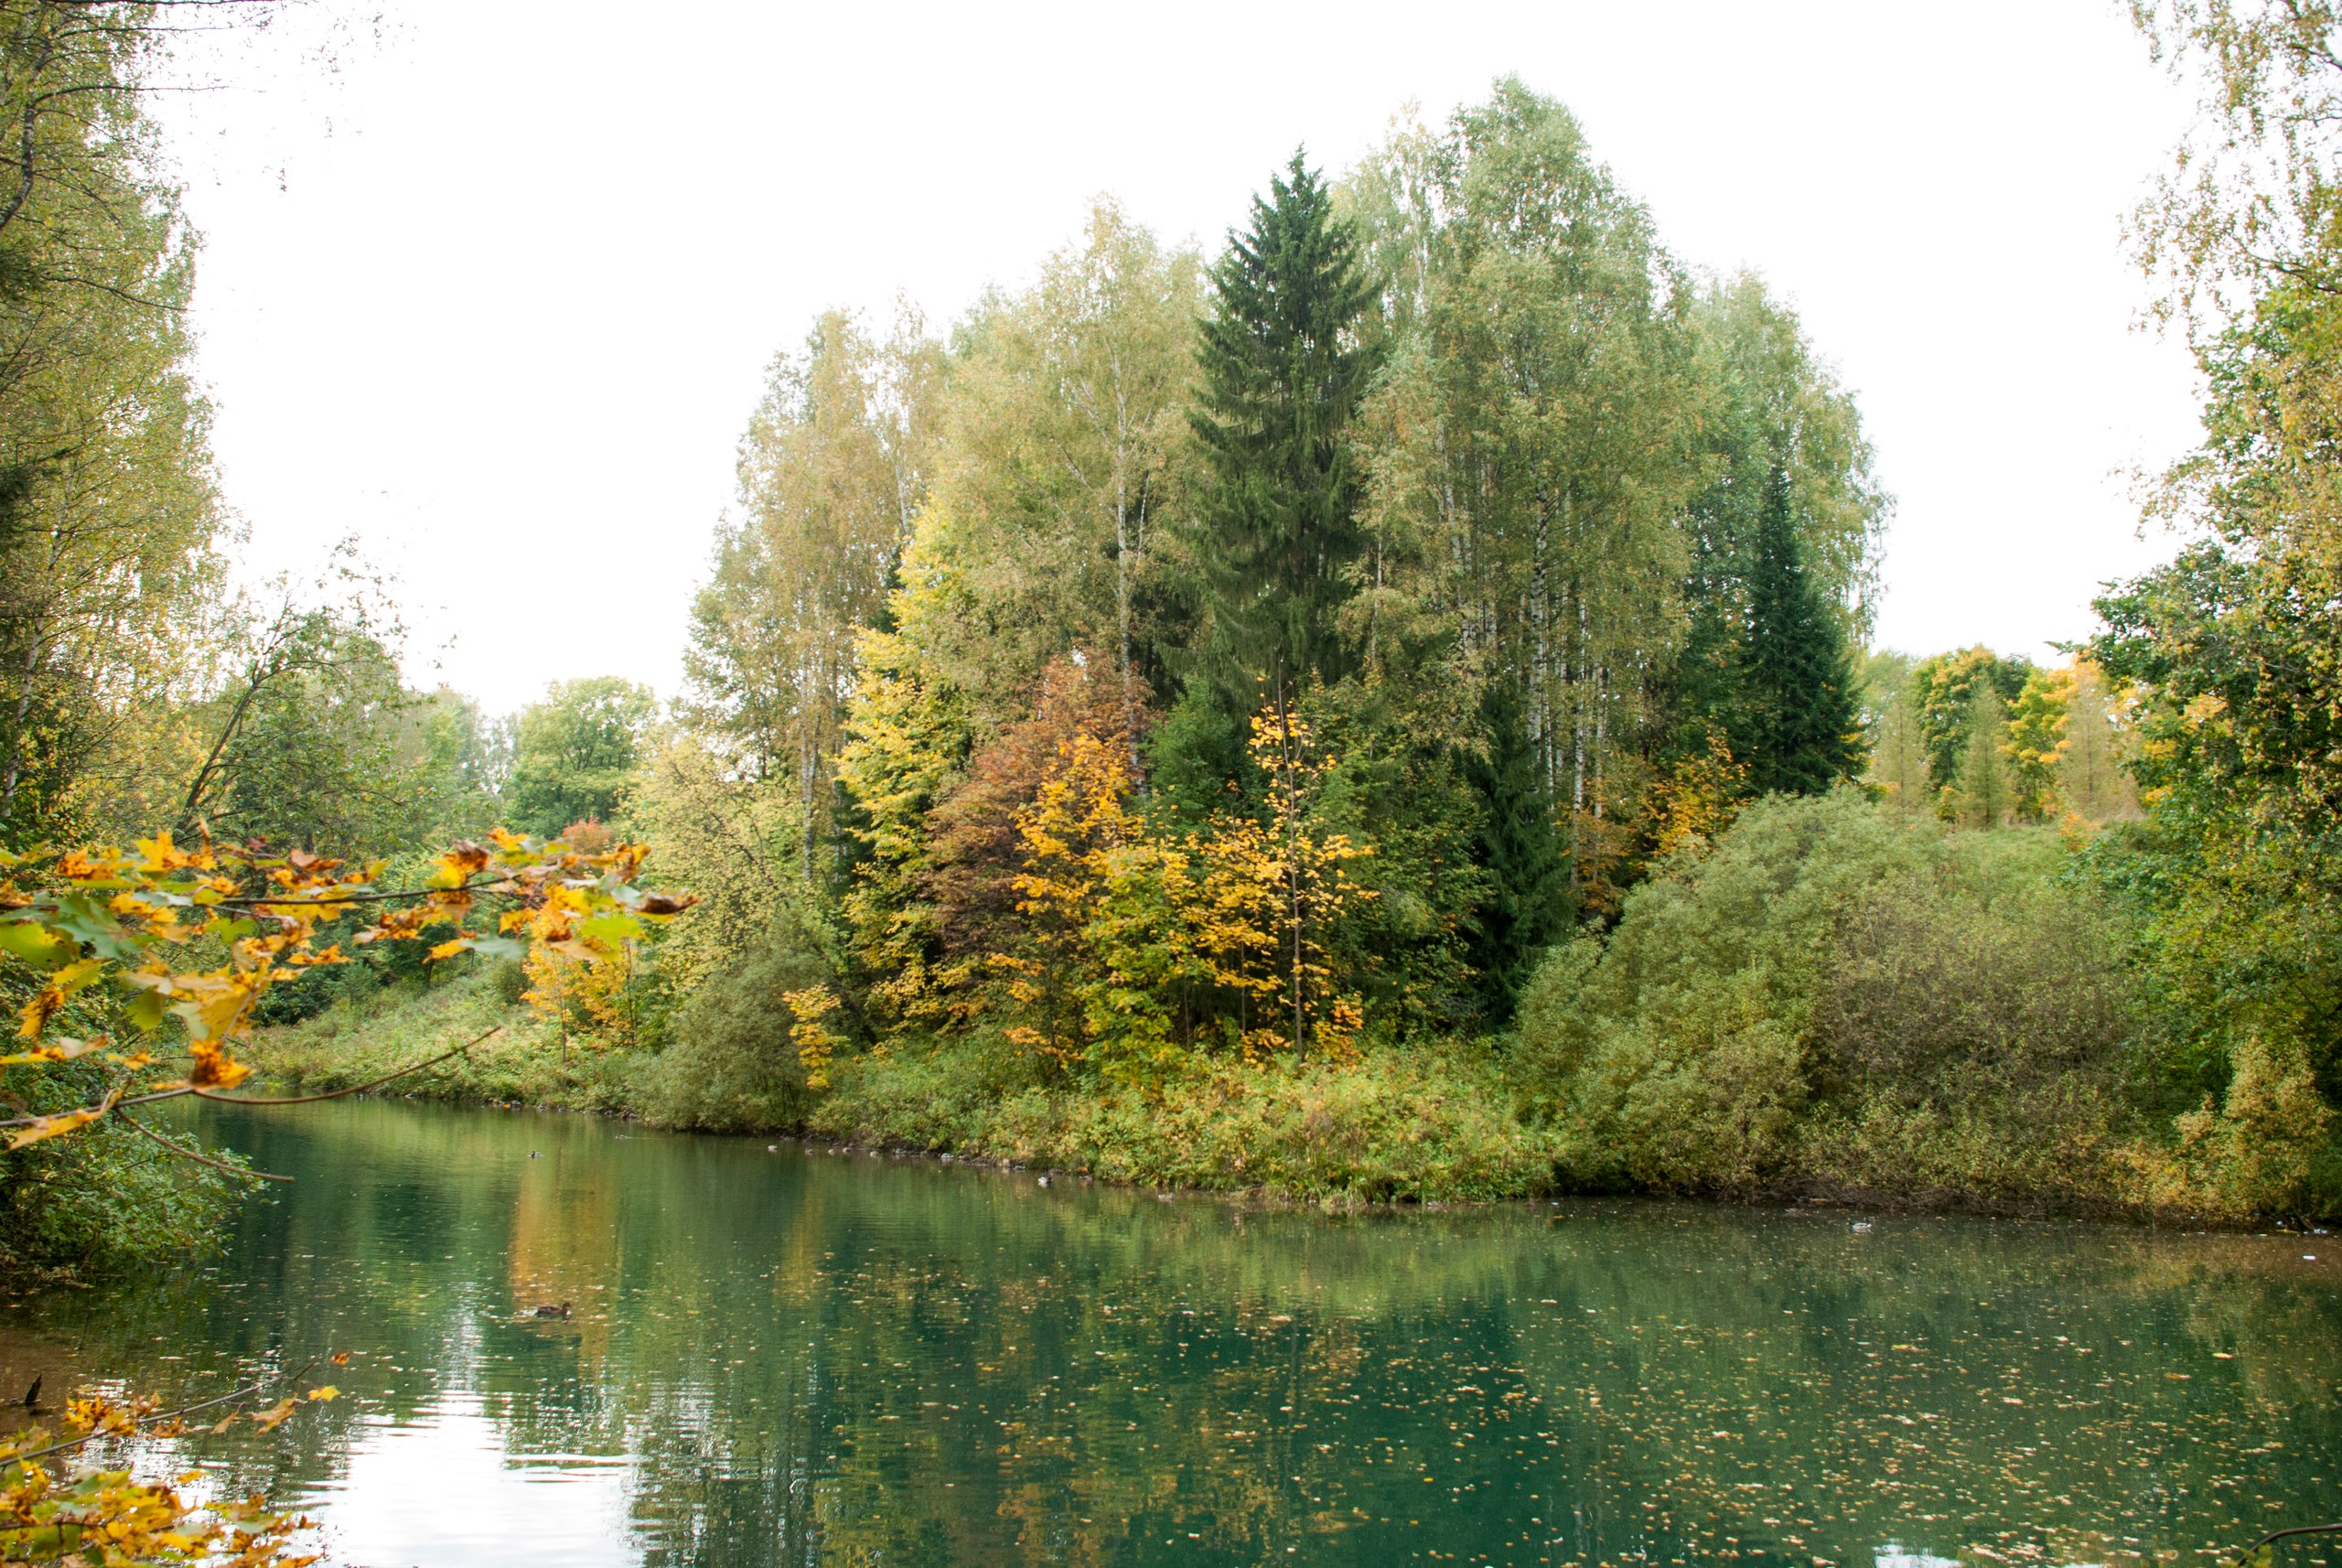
156,2 -> 2206,717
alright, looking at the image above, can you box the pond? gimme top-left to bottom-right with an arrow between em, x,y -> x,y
5,1098 -> 2338,1568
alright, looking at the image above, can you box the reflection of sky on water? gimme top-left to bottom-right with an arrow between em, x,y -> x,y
1877,1546 -> 1962,1568
296,1396 -> 637,1568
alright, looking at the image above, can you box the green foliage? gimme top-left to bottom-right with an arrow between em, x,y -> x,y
2084,8 -> 2342,1176
1510,793 -> 2155,1206
632,942 -> 828,1132
0,1079 -> 243,1283
1664,278 -> 1886,800
199,626 -> 470,857
1952,678 -> 2014,828
813,1042 -> 1557,1205
1463,679 -> 1564,1019
246,966 -> 637,1112
1183,151 -> 1381,705
1732,465 -> 1866,796
505,676 -> 657,836
1906,646 -> 2034,806
1860,650 -> 1930,811
0,0 -> 224,852
683,307 -> 940,891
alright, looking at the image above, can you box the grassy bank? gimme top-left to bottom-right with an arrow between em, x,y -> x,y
247,963 -> 2304,1223
246,973 -> 1558,1206
248,970 -> 639,1114
240,799 -> 2342,1226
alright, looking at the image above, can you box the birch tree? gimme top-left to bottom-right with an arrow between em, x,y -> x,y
684,306 -> 940,875
919,201 -> 1199,736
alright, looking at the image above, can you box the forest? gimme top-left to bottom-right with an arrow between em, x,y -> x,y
5,0 -> 2341,1308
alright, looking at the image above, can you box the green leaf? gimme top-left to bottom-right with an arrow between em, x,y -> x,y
124,986 -> 167,1032
46,894 -> 144,961
0,918 -> 75,971
577,911 -> 642,948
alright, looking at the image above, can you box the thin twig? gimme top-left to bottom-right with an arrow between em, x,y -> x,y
2231,1524 -> 2342,1567
115,1110 -> 289,1182
5,1359 -> 323,1466
191,1027 -> 505,1107
0,1082 -> 194,1129
0,1027 -> 505,1129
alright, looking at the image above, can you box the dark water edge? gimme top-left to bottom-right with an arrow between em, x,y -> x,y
5,1096 -> 2340,1568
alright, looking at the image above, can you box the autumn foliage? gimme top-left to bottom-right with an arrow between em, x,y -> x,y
0,829 -> 691,1152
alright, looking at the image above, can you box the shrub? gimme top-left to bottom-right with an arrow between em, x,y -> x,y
631,941 -> 833,1132
1510,790 -> 2149,1205
2119,1035 -> 2340,1220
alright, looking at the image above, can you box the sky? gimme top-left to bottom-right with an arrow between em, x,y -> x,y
156,1 -> 2207,717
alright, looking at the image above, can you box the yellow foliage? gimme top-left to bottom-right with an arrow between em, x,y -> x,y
1,1378 -> 345,1568
521,940 -> 638,1047
783,985 -> 844,1090
0,828 -> 691,1149
995,703 -> 1375,1078
1647,731 -> 1747,861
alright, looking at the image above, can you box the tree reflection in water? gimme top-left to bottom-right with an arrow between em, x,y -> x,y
10,1100 -> 2338,1568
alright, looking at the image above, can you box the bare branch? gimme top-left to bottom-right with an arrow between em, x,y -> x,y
115,1108 -> 289,1181
5,1358 -> 324,1466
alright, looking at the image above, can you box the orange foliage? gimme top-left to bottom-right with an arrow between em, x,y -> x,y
992,699 -> 1375,1079
0,828 -> 692,1149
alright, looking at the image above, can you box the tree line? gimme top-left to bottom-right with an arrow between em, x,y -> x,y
671,83 -> 1884,1081
7,10 -> 2342,1281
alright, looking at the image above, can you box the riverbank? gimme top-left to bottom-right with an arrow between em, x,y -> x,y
244,971 -> 1558,1206
31,1091 -> 2341,1568
248,969 -> 2288,1224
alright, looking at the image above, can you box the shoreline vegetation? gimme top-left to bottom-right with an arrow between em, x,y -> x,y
5,8 -> 2340,1562
246,790 -> 2328,1229
11,32 -> 2342,1290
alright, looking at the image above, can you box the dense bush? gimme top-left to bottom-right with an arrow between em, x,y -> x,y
1510,790 -> 2154,1207
0,1059 -> 245,1281
630,941 -> 831,1133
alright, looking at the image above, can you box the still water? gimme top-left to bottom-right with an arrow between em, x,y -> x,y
5,1098 -> 2339,1568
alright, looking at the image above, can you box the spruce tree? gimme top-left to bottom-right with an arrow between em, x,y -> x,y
1954,679 -> 2014,827
1185,152 -> 1382,711
1466,678 -> 1568,1019
1735,463 -> 1865,795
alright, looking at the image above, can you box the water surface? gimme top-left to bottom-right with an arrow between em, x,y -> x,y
5,1098 -> 2338,1568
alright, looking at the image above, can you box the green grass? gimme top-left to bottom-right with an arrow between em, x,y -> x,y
252,980 -> 1563,1206
245,970 -> 639,1112
810,1043 -> 1560,1207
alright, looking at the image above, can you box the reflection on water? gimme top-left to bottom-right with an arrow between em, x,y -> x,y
5,1099 -> 2339,1568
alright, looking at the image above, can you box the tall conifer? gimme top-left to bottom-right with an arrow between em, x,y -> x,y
1466,679 -> 1568,1018
1186,152 -> 1382,710
1735,464 -> 1865,795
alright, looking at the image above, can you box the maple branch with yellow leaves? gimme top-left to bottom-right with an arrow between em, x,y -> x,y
0,827 -> 695,1154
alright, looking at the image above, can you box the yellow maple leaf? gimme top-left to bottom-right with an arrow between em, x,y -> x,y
5,1107 -> 99,1151
17,956 -> 106,1039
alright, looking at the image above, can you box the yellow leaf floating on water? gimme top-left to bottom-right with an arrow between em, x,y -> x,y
306,1386 -> 338,1402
